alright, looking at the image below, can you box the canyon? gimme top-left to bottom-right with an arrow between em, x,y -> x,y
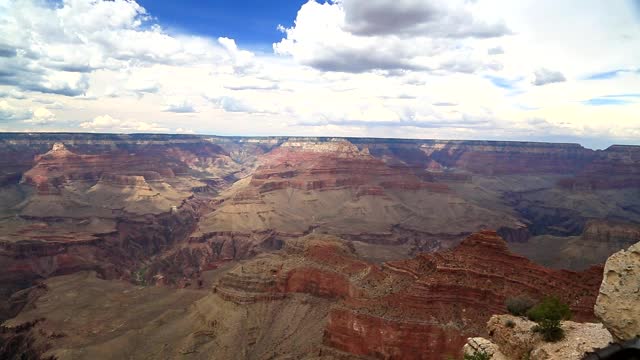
0,133 -> 639,359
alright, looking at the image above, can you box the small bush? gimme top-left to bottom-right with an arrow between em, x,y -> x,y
505,319 -> 516,328
464,349 -> 491,360
506,295 -> 535,316
527,297 -> 571,342
526,297 -> 572,322
532,319 -> 565,342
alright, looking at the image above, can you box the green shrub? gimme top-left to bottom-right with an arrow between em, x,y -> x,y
505,295 -> 535,316
526,296 -> 572,322
464,349 -> 491,360
527,297 -> 571,342
532,319 -> 565,342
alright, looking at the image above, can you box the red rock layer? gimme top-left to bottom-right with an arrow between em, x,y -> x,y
322,231 -> 602,359
323,309 -> 468,360
362,140 -> 597,175
0,199 -> 202,319
207,231 -> 602,359
558,145 -> 640,189
249,140 -> 449,195
582,219 -> 640,243
21,142 -> 230,194
212,239 -> 373,304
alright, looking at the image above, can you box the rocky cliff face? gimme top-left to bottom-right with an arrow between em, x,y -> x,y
559,145 -> 640,190
321,231 -> 602,359
159,231 -> 601,358
0,136 -> 238,320
462,239 -> 640,360
191,139 -> 523,270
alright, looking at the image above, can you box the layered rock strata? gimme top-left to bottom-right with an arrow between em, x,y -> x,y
205,231 -> 603,359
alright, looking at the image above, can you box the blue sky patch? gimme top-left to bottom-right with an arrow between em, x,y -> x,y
485,75 -> 519,90
584,69 -> 629,80
137,0 -> 307,50
583,98 -> 632,106
601,93 -> 640,98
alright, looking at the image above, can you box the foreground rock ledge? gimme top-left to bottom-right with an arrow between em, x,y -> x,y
464,315 -> 612,360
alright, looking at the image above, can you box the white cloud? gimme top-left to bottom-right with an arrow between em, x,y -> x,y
175,127 -> 196,134
0,100 -> 58,125
218,37 -> 258,74
0,88 -> 27,99
24,107 -> 56,124
0,100 -> 31,122
273,0 -> 508,73
165,99 -> 197,113
487,46 -> 504,55
80,114 -> 122,129
532,68 -> 566,86
341,0 -> 509,38
210,96 -> 259,113
80,114 -> 168,132
0,0 -> 229,97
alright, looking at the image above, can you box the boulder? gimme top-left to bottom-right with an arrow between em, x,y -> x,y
595,241 -> 640,341
464,337 -> 508,360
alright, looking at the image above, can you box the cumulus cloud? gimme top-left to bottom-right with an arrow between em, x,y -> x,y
0,45 -> 17,58
175,127 -> 196,134
274,0 -> 509,73
80,114 -> 168,132
532,68 -> 566,86
341,0 -> 510,38
24,108 -> 56,125
487,46 -> 504,55
80,115 -> 122,129
218,37 -> 258,74
0,88 -> 27,99
0,100 -> 31,122
165,99 -> 197,113
0,0 -> 231,97
210,96 -> 258,113
0,101 -> 57,125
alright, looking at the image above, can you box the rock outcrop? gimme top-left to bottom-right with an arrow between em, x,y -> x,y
595,241 -> 640,341
322,231 -> 603,359
463,239 -> 640,360
464,315 -> 612,360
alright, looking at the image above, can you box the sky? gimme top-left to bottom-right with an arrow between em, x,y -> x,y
0,0 -> 639,149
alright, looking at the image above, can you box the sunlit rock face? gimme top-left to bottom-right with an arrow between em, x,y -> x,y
0,135 -> 236,320
322,231 -> 603,359
463,315 -> 612,360
595,241 -> 640,341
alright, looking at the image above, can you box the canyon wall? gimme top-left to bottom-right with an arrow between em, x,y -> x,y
0,133 -> 638,359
